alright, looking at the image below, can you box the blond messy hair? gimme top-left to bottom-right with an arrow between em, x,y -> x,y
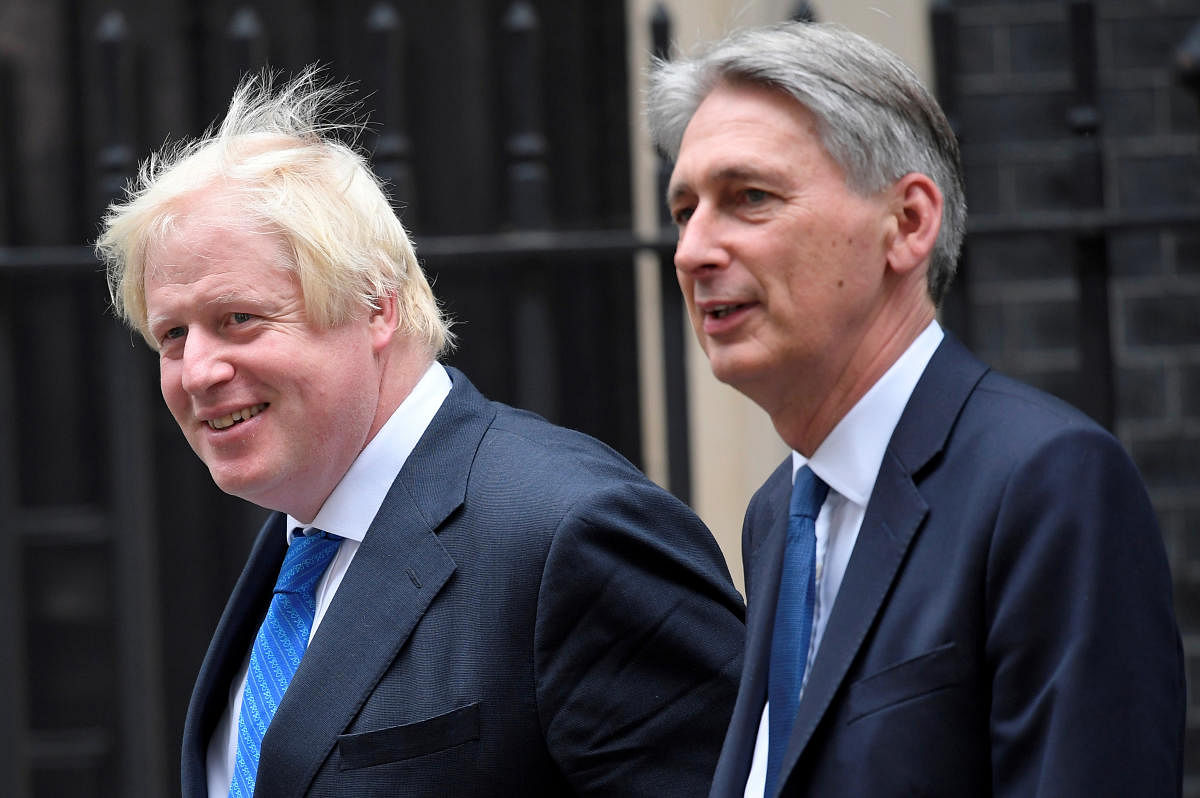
95,66 -> 452,354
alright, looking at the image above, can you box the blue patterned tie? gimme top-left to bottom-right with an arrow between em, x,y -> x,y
765,466 -> 829,795
229,530 -> 341,798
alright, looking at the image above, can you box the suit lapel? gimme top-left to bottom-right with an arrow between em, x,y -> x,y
779,453 -> 928,777
711,462 -> 791,795
181,512 -> 284,798
777,332 -> 988,787
252,368 -> 497,798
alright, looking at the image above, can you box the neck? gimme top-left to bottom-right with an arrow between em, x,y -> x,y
769,302 -> 934,457
367,339 -> 435,446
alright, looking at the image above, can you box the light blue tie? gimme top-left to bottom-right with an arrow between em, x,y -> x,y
229,530 -> 341,798
765,466 -> 829,795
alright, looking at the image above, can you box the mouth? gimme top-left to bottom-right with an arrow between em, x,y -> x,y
207,403 -> 268,431
708,303 -> 750,319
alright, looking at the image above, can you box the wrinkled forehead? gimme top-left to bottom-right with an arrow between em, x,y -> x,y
671,82 -> 823,176
143,190 -> 290,281
682,80 -> 820,147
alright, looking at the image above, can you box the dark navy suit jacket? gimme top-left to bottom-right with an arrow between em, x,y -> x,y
710,333 -> 1184,797
181,368 -> 746,797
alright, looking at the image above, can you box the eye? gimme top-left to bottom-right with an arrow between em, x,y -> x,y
164,326 -> 186,341
741,188 -> 769,204
230,312 -> 254,325
671,205 -> 694,226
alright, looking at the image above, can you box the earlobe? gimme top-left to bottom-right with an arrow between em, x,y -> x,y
886,173 -> 942,275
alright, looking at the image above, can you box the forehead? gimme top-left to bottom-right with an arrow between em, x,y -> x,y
143,214 -> 298,321
670,82 -> 827,189
144,196 -> 289,284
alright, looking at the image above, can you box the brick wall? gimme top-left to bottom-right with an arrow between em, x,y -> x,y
943,0 -> 1200,790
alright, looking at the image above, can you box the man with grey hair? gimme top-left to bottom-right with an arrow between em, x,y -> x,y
647,21 -> 1183,797
97,69 -> 745,797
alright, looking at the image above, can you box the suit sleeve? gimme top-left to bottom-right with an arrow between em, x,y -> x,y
532,480 -> 746,797
985,425 -> 1185,796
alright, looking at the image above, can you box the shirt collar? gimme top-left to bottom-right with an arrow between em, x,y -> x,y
792,321 -> 943,505
287,361 -> 453,543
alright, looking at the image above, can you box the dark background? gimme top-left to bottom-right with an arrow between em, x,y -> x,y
2,0 -> 1199,795
1,1 -> 640,795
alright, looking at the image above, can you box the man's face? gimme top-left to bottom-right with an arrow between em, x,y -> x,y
667,82 -> 894,410
143,198 -> 385,521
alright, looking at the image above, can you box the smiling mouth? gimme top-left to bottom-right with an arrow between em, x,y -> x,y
207,403 -> 268,431
709,303 -> 750,319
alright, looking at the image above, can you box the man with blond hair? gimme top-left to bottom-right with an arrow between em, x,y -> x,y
97,70 -> 744,797
646,21 -> 1184,797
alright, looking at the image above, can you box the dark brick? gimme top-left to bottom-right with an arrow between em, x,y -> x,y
967,300 -> 1007,359
963,160 -> 1002,214
1011,154 -> 1078,210
1177,231 -> 1200,275
1109,15 -> 1199,70
1015,297 -> 1079,350
1123,294 -> 1200,347
1175,506 -> 1200,564
954,3 -> 1200,788
957,24 -> 997,75
1181,508 -> 1200,548
1180,506 -> 1200,556
1005,365 -> 1087,411
1117,154 -> 1200,210
1109,230 -> 1165,278
1009,21 -> 1070,73
1189,645 -> 1200,708
1152,505 -> 1182,563
959,91 -> 1075,143
1177,575 -> 1200,634
966,233 -> 1075,283
1130,432 -> 1200,492
1168,83 -> 1200,136
1116,363 -> 1169,421
1185,719 -> 1200,780
953,0 -> 1054,6
1182,362 -> 1200,419
1102,87 -> 1158,137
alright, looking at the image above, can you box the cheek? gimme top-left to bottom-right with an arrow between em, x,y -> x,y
159,362 -> 181,404
158,361 -> 195,420
680,293 -> 706,337
675,270 -> 693,301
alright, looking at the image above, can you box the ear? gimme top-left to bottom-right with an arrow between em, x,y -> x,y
884,172 -> 942,277
368,291 -> 401,353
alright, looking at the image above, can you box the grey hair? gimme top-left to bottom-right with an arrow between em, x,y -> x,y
95,66 -> 453,354
646,21 -> 966,305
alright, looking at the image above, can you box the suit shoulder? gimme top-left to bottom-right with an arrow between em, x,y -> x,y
975,370 -> 1098,426
938,370 -> 1145,500
474,400 -> 670,506
961,371 -> 1119,451
746,458 -> 791,515
741,457 -> 791,556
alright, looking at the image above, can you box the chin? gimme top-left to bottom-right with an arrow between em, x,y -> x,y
207,465 -> 269,504
707,352 -> 758,388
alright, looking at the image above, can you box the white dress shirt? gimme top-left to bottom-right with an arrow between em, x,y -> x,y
206,361 -> 452,798
743,322 -> 943,797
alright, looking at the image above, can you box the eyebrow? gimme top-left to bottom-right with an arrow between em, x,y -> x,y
145,289 -> 259,331
667,164 -> 785,206
204,290 -> 249,308
145,312 -> 171,334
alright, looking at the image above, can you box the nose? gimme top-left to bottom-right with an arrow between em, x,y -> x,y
673,205 -> 729,277
179,329 -> 235,395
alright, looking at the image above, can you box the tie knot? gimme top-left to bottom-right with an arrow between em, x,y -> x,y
789,466 -> 829,521
275,529 -> 341,596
